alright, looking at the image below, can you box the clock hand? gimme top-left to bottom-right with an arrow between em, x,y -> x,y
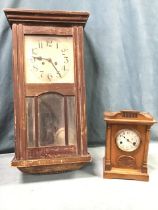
126,139 -> 133,144
126,138 -> 136,146
122,136 -> 134,144
45,58 -> 62,78
32,56 -> 44,61
32,56 -> 62,78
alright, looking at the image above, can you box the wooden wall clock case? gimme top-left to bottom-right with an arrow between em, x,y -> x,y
4,9 -> 92,174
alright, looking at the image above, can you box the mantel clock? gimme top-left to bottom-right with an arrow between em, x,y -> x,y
103,110 -> 156,181
4,9 -> 91,174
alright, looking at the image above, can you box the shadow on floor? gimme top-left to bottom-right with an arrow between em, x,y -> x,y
21,161 -> 98,184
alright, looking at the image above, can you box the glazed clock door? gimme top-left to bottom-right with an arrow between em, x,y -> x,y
23,26 -> 78,159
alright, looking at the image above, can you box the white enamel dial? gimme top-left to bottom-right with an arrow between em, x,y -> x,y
24,35 -> 74,83
116,129 -> 140,152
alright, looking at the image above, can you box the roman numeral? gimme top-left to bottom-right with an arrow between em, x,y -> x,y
33,66 -> 38,71
32,48 -> 38,55
38,41 -> 43,48
46,40 -> 53,47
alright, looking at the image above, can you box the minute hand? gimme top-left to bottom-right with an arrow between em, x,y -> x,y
46,58 -> 61,78
126,138 -> 133,144
122,136 -> 133,144
32,56 -> 62,78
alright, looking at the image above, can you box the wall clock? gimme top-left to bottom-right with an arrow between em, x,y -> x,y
4,9 -> 91,174
103,110 -> 156,181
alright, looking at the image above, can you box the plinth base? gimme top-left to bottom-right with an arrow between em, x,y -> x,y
103,167 -> 149,181
103,157 -> 149,181
11,154 -> 92,174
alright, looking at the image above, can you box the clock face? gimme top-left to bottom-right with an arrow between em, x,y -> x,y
116,129 -> 140,152
24,35 -> 74,83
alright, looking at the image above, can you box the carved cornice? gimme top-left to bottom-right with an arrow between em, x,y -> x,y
104,110 -> 156,125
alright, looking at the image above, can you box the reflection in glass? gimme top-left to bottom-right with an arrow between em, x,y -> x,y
67,97 -> 77,146
38,93 -> 65,146
26,98 -> 36,147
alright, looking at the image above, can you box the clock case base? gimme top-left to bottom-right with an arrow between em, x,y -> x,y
11,154 -> 92,174
103,163 -> 149,181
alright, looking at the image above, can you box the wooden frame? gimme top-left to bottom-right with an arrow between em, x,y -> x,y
4,9 -> 92,173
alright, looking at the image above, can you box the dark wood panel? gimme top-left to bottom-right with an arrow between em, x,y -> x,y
23,25 -> 73,35
73,26 -> 81,155
18,24 -> 27,160
27,145 -> 77,159
12,23 -> 20,159
25,84 -> 76,96
78,26 -> 88,155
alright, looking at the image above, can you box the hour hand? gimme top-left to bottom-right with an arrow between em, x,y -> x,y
32,56 -> 53,67
32,56 -> 47,61
126,138 -> 133,144
32,56 -> 62,78
32,56 -> 43,61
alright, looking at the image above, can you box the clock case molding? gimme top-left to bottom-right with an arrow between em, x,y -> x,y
103,110 -> 156,181
4,9 -> 92,174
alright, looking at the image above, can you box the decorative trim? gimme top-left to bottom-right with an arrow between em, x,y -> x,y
4,9 -> 89,27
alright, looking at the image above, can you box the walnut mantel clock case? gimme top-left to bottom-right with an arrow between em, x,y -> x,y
4,9 -> 91,174
103,110 -> 156,181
